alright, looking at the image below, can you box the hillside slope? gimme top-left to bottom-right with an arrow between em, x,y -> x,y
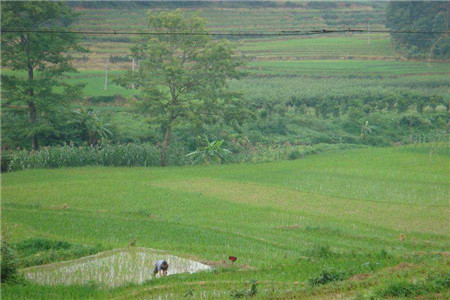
70,2 -> 390,69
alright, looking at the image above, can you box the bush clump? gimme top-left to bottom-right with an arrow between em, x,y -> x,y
88,95 -> 117,104
288,150 -> 302,160
308,267 -> 346,286
230,280 -> 258,298
1,238 -> 19,283
1,154 -> 12,173
376,273 -> 450,297
13,238 -> 104,268
306,244 -> 340,258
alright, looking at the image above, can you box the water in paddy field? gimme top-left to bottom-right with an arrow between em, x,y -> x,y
21,248 -> 211,287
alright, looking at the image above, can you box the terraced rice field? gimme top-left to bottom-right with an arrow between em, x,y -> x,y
70,4 -> 390,68
2,146 -> 449,298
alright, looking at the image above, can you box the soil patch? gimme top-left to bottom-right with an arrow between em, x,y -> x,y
348,273 -> 372,281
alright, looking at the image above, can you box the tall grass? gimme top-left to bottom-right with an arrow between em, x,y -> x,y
8,143 -> 160,171
6,143 -> 364,171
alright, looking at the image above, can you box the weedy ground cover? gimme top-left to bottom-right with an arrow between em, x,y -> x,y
13,238 -> 104,268
1,146 -> 449,298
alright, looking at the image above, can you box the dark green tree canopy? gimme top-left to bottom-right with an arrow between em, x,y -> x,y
1,1 -> 84,72
1,1 -> 86,150
386,1 -> 450,59
115,10 -> 245,166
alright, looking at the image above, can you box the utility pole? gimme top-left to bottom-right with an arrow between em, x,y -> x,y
131,57 -> 135,89
104,58 -> 109,91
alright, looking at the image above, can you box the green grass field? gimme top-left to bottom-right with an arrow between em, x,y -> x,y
2,146 -> 449,298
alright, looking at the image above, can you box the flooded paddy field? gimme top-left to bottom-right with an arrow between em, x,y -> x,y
21,248 -> 211,287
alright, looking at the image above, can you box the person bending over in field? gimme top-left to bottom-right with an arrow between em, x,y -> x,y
153,260 -> 169,277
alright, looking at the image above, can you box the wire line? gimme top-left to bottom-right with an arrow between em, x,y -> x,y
2,28 -> 449,36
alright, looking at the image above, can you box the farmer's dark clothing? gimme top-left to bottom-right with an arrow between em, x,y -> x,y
153,260 -> 168,274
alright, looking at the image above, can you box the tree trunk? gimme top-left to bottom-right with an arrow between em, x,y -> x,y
160,124 -> 172,167
28,102 -> 38,150
104,58 -> 109,91
27,64 -> 38,150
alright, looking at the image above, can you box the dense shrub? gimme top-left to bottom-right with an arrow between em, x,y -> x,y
399,114 -> 429,128
288,150 -> 302,160
376,273 -> 450,297
14,238 -> 72,254
230,280 -> 258,298
305,244 -> 341,259
13,238 -> 104,268
308,267 -> 346,286
377,282 -> 420,297
166,140 -> 190,166
1,154 -> 12,172
88,95 -> 117,104
1,238 -> 18,283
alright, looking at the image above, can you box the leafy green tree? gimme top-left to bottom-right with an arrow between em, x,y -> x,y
386,1 -> 450,59
1,1 -> 85,150
115,10 -> 244,166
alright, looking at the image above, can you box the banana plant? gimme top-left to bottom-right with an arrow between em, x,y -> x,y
73,108 -> 113,145
360,121 -> 375,141
186,135 -> 231,164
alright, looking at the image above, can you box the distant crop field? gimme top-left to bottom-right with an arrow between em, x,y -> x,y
5,60 -> 448,108
69,5 -> 390,68
74,6 -> 386,33
73,34 -> 397,69
2,146 -> 449,298
239,34 -> 393,59
246,60 -> 450,76
74,60 -> 450,104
